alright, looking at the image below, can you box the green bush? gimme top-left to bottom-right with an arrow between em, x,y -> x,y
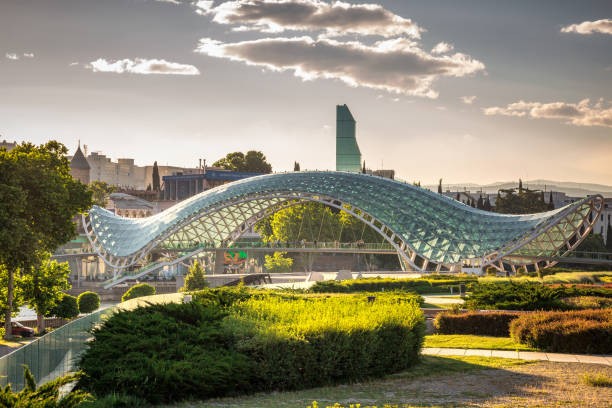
49,293 -> 79,319
121,283 -> 156,302
310,277 -> 476,294
78,289 -> 424,404
433,311 -> 522,337
0,365 -> 91,407
510,309 -> 612,354
561,296 -> 612,309
77,291 -> 100,314
79,393 -> 148,407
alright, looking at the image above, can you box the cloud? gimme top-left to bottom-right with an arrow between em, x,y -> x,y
461,95 -> 476,104
196,0 -> 422,38
5,53 -> 19,60
431,42 -> 453,55
561,19 -> 612,35
69,62 -> 79,66
87,58 -> 200,75
196,36 -> 484,98
483,99 -> 612,128
23,53 -> 34,58
155,0 -> 181,4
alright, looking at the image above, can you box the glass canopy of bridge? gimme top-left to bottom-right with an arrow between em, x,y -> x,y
84,171 -> 603,279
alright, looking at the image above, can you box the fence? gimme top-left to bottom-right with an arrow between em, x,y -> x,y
0,308 -> 113,391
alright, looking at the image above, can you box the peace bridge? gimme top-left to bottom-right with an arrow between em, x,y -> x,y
84,171 -> 604,285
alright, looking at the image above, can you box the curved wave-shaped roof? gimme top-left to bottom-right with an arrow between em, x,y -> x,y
85,171 -> 600,269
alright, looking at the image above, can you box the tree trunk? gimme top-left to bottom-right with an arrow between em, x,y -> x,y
37,313 -> 45,334
4,269 -> 14,339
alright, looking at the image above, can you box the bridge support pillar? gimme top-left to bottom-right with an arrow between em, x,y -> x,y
214,249 -> 225,274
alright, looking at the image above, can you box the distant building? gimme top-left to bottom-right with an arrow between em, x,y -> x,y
107,193 -> 156,218
70,143 -> 90,184
592,197 -> 612,245
335,104 -> 362,172
162,169 -> 264,201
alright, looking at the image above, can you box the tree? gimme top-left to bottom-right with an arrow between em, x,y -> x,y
476,195 -> 484,209
548,191 -> 555,210
1,141 -> 92,338
362,161 -> 366,174
89,180 -> 116,207
264,252 -> 293,272
518,179 -> 523,194
122,283 -> 156,301
437,179 -> 442,194
49,294 -> 79,319
293,161 -> 300,171
182,260 -> 208,291
152,160 -> 161,191
213,151 -> 272,173
78,291 -> 100,313
20,254 -> 71,333
483,196 -> 493,211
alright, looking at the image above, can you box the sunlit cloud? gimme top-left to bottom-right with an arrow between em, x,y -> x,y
23,53 -> 34,58
5,53 -> 19,60
461,95 -> 476,104
561,19 -> 612,35
155,0 -> 182,4
431,42 -> 453,55
196,36 -> 484,98
195,0 -> 423,38
484,99 -> 612,128
87,58 -> 200,75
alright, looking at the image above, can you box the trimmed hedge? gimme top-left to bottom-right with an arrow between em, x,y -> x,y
510,309 -> 612,354
49,294 -> 79,319
121,283 -> 156,302
77,291 -> 100,314
78,289 -> 424,404
465,281 -> 612,311
433,311 -> 522,337
310,277 -> 476,294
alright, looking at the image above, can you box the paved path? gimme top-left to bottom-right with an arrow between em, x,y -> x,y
422,347 -> 612,366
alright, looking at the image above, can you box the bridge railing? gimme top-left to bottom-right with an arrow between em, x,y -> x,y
509,249 -> 612,260
0,308 -> 112,391
159,241 -> 396,251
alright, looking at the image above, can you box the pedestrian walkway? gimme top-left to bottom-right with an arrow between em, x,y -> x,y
422,347 -> 612,366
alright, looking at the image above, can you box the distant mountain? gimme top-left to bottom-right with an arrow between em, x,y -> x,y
426,180 -> 612,198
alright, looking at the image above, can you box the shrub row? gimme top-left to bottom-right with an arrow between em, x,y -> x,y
310,276 -> 476,294
121,283 -> 156,302
78,289 -> 425,404
510,309 -> 612,354
465,281 -> 612,311
433,311 -> 522,337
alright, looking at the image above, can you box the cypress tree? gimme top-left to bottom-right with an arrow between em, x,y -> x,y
362,161 -> 366,174
152,161 -> 160,192
437,178 -> 443,194
456,193 -> 460,201
484,196 -> 492,211
518,179 -> 523,194
607,224 -> 612,252
293,161 -> 300,171
477,195 -> 484,209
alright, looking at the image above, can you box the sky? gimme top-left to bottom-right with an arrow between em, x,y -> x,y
1,0 -> 611,185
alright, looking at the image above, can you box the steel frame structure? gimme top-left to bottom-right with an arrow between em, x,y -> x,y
83,171 -> 603,276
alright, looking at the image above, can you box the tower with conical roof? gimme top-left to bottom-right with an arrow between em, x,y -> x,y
70,142 -> 90,184
335,104 -> 362,172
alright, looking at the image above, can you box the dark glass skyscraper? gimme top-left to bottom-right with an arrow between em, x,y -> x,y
335,104 -> 362,172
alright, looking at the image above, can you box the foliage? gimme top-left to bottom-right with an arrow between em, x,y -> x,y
573,233 -> 607,253
78,291 -> 100,313
310,277 -> 476,295
89,181 -> 117,207
263,251 -> 293,272
49,293 -> 80,319
78,289 -> 424,404
581,372 -> 612,388
509,309 -> 612,353
560,296 -> 612,309
20,254 -> 71,332
494,183 -> 549,214
466,281 -> 582,311
80,393 -> 149,407
121,283 -> 156,302
423,334 -> 534,351
433,311 -> 522,337
152,160 -> 160,192
213,151 -> 272,173
293,161 -> 300,171
182,260 -> 209,292
0,365 -> 92,407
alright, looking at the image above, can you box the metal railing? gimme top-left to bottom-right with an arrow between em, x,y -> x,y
0,308 -> 113,391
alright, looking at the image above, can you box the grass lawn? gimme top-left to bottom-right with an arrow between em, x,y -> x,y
164,355 -> 532,408
423,334 -> 536,351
